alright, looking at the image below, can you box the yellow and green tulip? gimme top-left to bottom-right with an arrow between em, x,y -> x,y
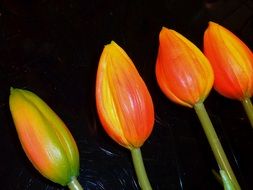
9,88 -> 83,190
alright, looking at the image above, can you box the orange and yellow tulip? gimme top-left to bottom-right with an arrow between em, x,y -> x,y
155,27 -> 214,107
96,41 -> 154,189
96,41 -> 154,149
204,21 -> 253,129
204,21 -> 253,100
155,27 -> 241,189
9,88 -> 81,188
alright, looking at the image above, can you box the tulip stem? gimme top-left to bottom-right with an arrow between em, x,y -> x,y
194,102 -> 241,190
131,148 -> 152,190
220,170 -> 236,190
68,177 -> 83,190
241,97 -> 253,128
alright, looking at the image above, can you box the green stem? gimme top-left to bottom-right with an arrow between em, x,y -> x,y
194,102 -> 241,190
68,177 -> 83,190
241,97 -> 253,128
220,170 -> 236,190
130,148 -> 152,190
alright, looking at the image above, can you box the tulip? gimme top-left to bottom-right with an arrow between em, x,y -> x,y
156,27 -> 241,189
96,41 -> 154,190
156,27 -> 214,107
9,88 -> 83,190
204,21 -> 253,128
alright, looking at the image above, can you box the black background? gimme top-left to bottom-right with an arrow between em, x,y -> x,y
0,0 -> 253,189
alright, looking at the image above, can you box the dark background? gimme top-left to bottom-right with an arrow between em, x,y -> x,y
0,0 -> 253,189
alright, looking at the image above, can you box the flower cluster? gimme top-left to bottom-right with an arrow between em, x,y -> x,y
8,21 -> 252,190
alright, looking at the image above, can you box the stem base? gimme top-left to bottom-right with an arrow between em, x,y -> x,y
131,148 -> 152,190
68,177 -> 83,190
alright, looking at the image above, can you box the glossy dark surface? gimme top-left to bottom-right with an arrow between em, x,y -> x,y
0,0 -> 253,189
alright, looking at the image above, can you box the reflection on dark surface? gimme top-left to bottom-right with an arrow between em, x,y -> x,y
0,0 -> 253,189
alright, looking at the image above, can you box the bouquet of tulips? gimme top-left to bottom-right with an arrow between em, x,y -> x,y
8,21 -> 252,190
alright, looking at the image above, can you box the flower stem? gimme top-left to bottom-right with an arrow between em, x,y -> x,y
241,97 -> 253,128
68,177 -> 83,190
194,102 -> 241,190
130,148 -> 152,190
220,170 -> 236,190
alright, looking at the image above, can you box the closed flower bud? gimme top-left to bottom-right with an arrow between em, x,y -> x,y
156,27 -> 214,107
96,41 -> 154,149
204,21 -> 253,100
9,88 -> 80,186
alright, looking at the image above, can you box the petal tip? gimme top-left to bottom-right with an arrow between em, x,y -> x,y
110,40 -> 116,45
105,40 -> 120,51
161,26 -> 168,31
208,21 -> 216,25
207,21 -> 221,30
10,87 -> 15,94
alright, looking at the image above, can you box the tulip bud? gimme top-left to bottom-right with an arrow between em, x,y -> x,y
96,41 -> 154,149
204,21 -> 253,100
155,27 -> 214,107
155,27 -> 241,189
9,88 -> 80,186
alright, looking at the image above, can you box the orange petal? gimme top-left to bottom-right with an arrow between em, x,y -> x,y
204,21 -> 253,100
156,27 -> 214,107
96,41 -> 154,149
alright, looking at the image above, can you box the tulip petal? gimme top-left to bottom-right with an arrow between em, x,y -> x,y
204,21 -> 253,100
156,27 -> 214,107
96,41 -> 154,149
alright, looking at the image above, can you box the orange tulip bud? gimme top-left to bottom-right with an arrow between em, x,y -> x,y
204,21 -> 253,100
96,41 -> 154,149
9,88 -> 80,186
156,27 -> 214,107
